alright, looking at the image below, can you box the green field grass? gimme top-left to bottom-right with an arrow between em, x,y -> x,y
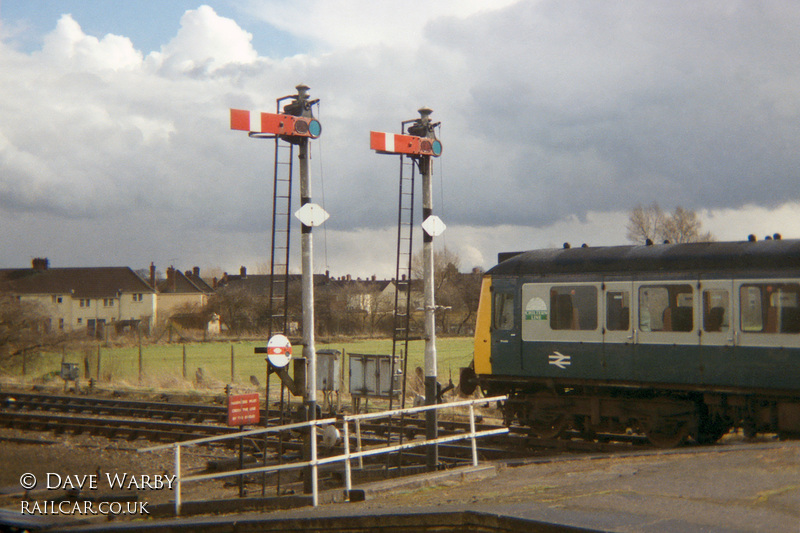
6,337 -> 475,398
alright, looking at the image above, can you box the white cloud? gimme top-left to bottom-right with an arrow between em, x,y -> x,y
41,14 -> 142,71
146,5 -> 258,75
242,0 -> 522,50
2,1 -> 800,278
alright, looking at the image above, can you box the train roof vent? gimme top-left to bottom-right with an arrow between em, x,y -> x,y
497,251 -> 525,263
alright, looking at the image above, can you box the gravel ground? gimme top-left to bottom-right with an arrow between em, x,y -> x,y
1,426 -> 799,532
0,427 -> 237,510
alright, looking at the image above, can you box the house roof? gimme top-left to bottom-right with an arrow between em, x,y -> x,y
158,268 -> 211,294
215,273 -> 333,293
0,266 -> 156,299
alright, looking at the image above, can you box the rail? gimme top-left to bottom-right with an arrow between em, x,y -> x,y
139,395 -> 508,515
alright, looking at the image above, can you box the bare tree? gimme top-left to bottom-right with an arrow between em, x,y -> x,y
661,206 -> 714,243
0,295 -> 48,369
627,203 -> 714,244
626,203 -> 666,244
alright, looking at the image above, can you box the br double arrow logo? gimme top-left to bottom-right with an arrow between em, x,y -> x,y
548,351 -> 571,369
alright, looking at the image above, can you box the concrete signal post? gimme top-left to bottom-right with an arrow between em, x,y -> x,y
371,107 -> 443,471
231,84 -> 326,495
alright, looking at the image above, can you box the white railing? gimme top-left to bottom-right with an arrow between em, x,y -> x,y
139,396 -> 507,515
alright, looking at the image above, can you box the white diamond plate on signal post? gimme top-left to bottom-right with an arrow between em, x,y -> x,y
422,215 -> 446,237
295,203 -> 329,227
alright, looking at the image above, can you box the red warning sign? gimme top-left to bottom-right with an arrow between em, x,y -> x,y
227,393 -> 260,426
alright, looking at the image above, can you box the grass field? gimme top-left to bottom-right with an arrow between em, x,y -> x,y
6,337 -> 475,399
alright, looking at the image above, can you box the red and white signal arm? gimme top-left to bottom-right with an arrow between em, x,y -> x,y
230,109 -> 321,138
266,334 -> 292,368
370,131 -> 442,157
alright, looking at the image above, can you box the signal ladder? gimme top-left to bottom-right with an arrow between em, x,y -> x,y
267,135 -> 294,338
389,155 -> 417,410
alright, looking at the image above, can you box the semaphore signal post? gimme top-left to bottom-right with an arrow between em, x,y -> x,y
230,84 -> 327,495
371,107 -> 443,471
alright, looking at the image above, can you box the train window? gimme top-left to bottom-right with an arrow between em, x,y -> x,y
740,283 -> 800,334
606,291 -> 630,331
639,285 -> 693,332
703,289 -> 729,332
493,292 -> 515,330
550,286 -> 597,331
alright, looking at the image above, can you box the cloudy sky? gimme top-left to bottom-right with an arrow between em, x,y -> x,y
1,1 -> 799,279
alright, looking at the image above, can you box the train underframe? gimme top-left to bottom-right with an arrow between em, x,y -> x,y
478,376 -> 800,447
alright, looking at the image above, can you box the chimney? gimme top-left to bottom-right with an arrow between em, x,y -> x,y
212,277 -> 218,289
193,266 -> 200,278
166,266 -> 176,292
240,266 -> 247,278
32,258 -> 49,271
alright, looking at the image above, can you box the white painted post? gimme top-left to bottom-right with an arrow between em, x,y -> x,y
469,404 -> 478,467
174,445 -> 182,516
311,422 -> 319,506
343,421 -> 352,493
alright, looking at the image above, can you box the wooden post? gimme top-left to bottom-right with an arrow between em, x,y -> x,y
96,344 -> 102,380
230,344 -> 235,383
138,328 -> 143,383
182,344 -> 187,379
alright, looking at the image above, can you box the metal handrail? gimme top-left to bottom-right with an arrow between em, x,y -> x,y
139,395 -> 507,515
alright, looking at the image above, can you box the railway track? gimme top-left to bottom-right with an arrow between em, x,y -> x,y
0,389 -> 652,461
0,387 -> 773,512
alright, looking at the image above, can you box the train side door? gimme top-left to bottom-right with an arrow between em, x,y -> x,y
490,279 -> 521,374
699,280 -> 735,347
602,281 -> 635,379
697,280 -> 736,386
603,281 -> 635,344
633,281 -> 699,384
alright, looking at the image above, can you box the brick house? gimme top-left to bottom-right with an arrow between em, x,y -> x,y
0,258 -> 157,334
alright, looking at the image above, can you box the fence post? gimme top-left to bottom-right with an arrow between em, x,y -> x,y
311,421 -> 319,507
182,345 -> 187,379
230,344 -> 235,383
174,445 -> 182,516
343,420 -> 352,493
355,419 -> 364,470
138,330 -> 143,383
469,403 -> 478,467
96,344 -> 101,380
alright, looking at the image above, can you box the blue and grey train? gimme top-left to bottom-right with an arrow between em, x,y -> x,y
461,237 -> 800,446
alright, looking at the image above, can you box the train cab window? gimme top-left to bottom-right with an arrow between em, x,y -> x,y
740,283 -> 800,334
606,291 -> 630,331
703,289 -> 729,332
493,292 -> 515,330
639,285 -> 693,332
550,286 -> 597,331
